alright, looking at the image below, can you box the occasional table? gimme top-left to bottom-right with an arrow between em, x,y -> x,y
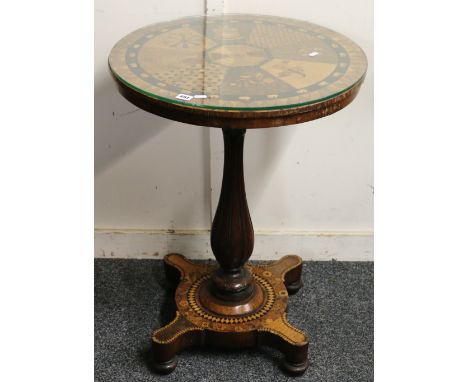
108,14 -> 367,376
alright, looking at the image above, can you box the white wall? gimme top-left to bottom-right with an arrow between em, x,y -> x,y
95,0 -> 210,230
95,0 -> 373,259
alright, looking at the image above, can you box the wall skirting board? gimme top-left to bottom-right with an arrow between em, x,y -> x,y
94,229 -> 373,261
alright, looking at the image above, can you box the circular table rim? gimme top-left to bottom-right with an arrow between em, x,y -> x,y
108,14 -> 367,128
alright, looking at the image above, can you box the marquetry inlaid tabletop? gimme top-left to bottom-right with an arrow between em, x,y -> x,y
109,14 -> 367,112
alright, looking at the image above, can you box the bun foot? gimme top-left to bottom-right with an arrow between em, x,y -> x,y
153,358 -> 177,375
286,279 -> 303,295
282,359 -> 309,376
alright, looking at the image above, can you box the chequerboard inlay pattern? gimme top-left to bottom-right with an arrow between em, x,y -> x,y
109,14 -> 367,110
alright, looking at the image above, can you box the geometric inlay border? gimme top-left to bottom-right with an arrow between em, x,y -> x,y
187,273 -> 275,324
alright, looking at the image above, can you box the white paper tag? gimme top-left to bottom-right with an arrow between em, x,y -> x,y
176,93 -> 193,101
308,51 -> 319,57
194,94 -> 208,99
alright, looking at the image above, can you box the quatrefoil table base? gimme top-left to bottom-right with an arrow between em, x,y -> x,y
152,253 -> 309,376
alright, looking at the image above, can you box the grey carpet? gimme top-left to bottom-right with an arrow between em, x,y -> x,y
95,259 -> 373,381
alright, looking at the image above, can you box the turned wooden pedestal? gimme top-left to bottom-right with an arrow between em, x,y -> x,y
108,13 -> 367,377
152,129 -> 309,376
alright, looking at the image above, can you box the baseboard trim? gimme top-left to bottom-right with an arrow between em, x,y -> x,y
94,229 -> 373,261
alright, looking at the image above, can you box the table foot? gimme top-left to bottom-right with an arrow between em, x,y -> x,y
258,313 -> 310,376
258,254 -> 304,295
151,253 -> 309,376
151,310 -> 204,374
152,358 -> 177,375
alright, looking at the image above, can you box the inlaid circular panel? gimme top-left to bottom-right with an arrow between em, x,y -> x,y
109,14 -> 367,111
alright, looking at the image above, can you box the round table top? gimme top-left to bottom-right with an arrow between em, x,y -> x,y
109,14 -> 367,128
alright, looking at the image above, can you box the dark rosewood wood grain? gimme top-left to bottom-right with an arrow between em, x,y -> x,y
110,68 -> 365,129
210,128 -> 254,301
147,124 -> 311,376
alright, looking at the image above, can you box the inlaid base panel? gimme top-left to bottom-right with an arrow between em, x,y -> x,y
151,254 -> 309,376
